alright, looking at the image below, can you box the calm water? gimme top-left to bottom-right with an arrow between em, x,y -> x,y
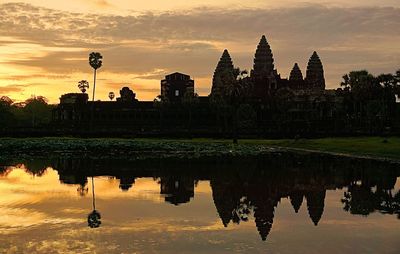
0,154 -> 399,253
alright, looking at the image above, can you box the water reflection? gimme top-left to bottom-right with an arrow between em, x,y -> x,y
1,153 -> 398,244
88,177 -> 101,228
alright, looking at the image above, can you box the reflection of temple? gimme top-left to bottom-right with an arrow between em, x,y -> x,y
160,176 -> 195,205
211,176 -> 326,240
306,190 -> 326,226
118,175 -> 136,191
5,153 -> 399,241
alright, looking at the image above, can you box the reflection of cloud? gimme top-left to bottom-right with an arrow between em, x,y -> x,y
0,2 -> 399,102
113,219 -> 230,233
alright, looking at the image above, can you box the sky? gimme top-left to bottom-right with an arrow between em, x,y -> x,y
0,0 -> 399,103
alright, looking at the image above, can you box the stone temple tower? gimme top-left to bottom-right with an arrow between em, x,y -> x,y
288,63 -> 306,90
211,49 -> 235,96
253,35 -> 274,76
250,35 -> 278,99
250,35 -> 278,100
289,63 -> 303,81
305,51 -> 325,90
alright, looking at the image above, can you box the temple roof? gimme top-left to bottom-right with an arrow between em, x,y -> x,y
165,72 -> 191,80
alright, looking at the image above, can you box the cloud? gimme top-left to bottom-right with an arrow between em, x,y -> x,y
0,84 -> 26,93
0,2 -> 399,102
95,0 -> 112,8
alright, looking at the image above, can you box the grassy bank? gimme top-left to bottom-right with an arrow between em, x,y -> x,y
0,137 -> 399,161
240,137 -> 400,160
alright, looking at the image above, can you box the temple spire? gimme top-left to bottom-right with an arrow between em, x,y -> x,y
250,35 -> 278,98
305,51 -> 325,90
289,63 -> 303,81
211,49 -> 235,95
252,35 -> 274,76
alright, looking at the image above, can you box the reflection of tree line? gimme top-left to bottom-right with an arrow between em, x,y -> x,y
1,153 -> 399,240
342,182 -> 400,218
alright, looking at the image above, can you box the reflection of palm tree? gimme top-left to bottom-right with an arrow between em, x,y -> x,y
88,210 -> 101,228
88,176 -> 101,228
77,182 -> 88,197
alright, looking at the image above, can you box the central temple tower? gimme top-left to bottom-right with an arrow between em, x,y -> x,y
250,35 -> 279,99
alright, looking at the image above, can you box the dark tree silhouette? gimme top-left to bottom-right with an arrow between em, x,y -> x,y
108,92 -> 115,101
153,94 -> 170,131
24,96 -> 52,128
223,68 -> 251,144
0,96 -> 14,129
0,96 -> 13,106
78,80 -> 89,94
182,87 -> 199,133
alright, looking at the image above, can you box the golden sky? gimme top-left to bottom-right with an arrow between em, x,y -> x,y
0,0 -> 399,103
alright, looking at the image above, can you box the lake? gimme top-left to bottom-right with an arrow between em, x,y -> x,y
0,153 -> 399,253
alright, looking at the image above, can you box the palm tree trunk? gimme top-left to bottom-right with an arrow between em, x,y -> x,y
91,69 -> 97,132
92,69 -> 97,102
92,176 -> 96,211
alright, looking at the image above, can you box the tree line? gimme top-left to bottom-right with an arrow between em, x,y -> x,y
0,68 -> 399,134
337,70 -> 400,119
0,95 -> 53,130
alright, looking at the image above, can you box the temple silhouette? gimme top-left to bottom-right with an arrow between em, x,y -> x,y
3,153 -> 399,241
50,35 -> 399,136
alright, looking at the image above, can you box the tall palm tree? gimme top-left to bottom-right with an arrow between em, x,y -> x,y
89,52 -> 103,102
78,80 -> 89,94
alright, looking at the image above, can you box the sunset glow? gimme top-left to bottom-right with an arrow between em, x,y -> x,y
1,0 -> 399,103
